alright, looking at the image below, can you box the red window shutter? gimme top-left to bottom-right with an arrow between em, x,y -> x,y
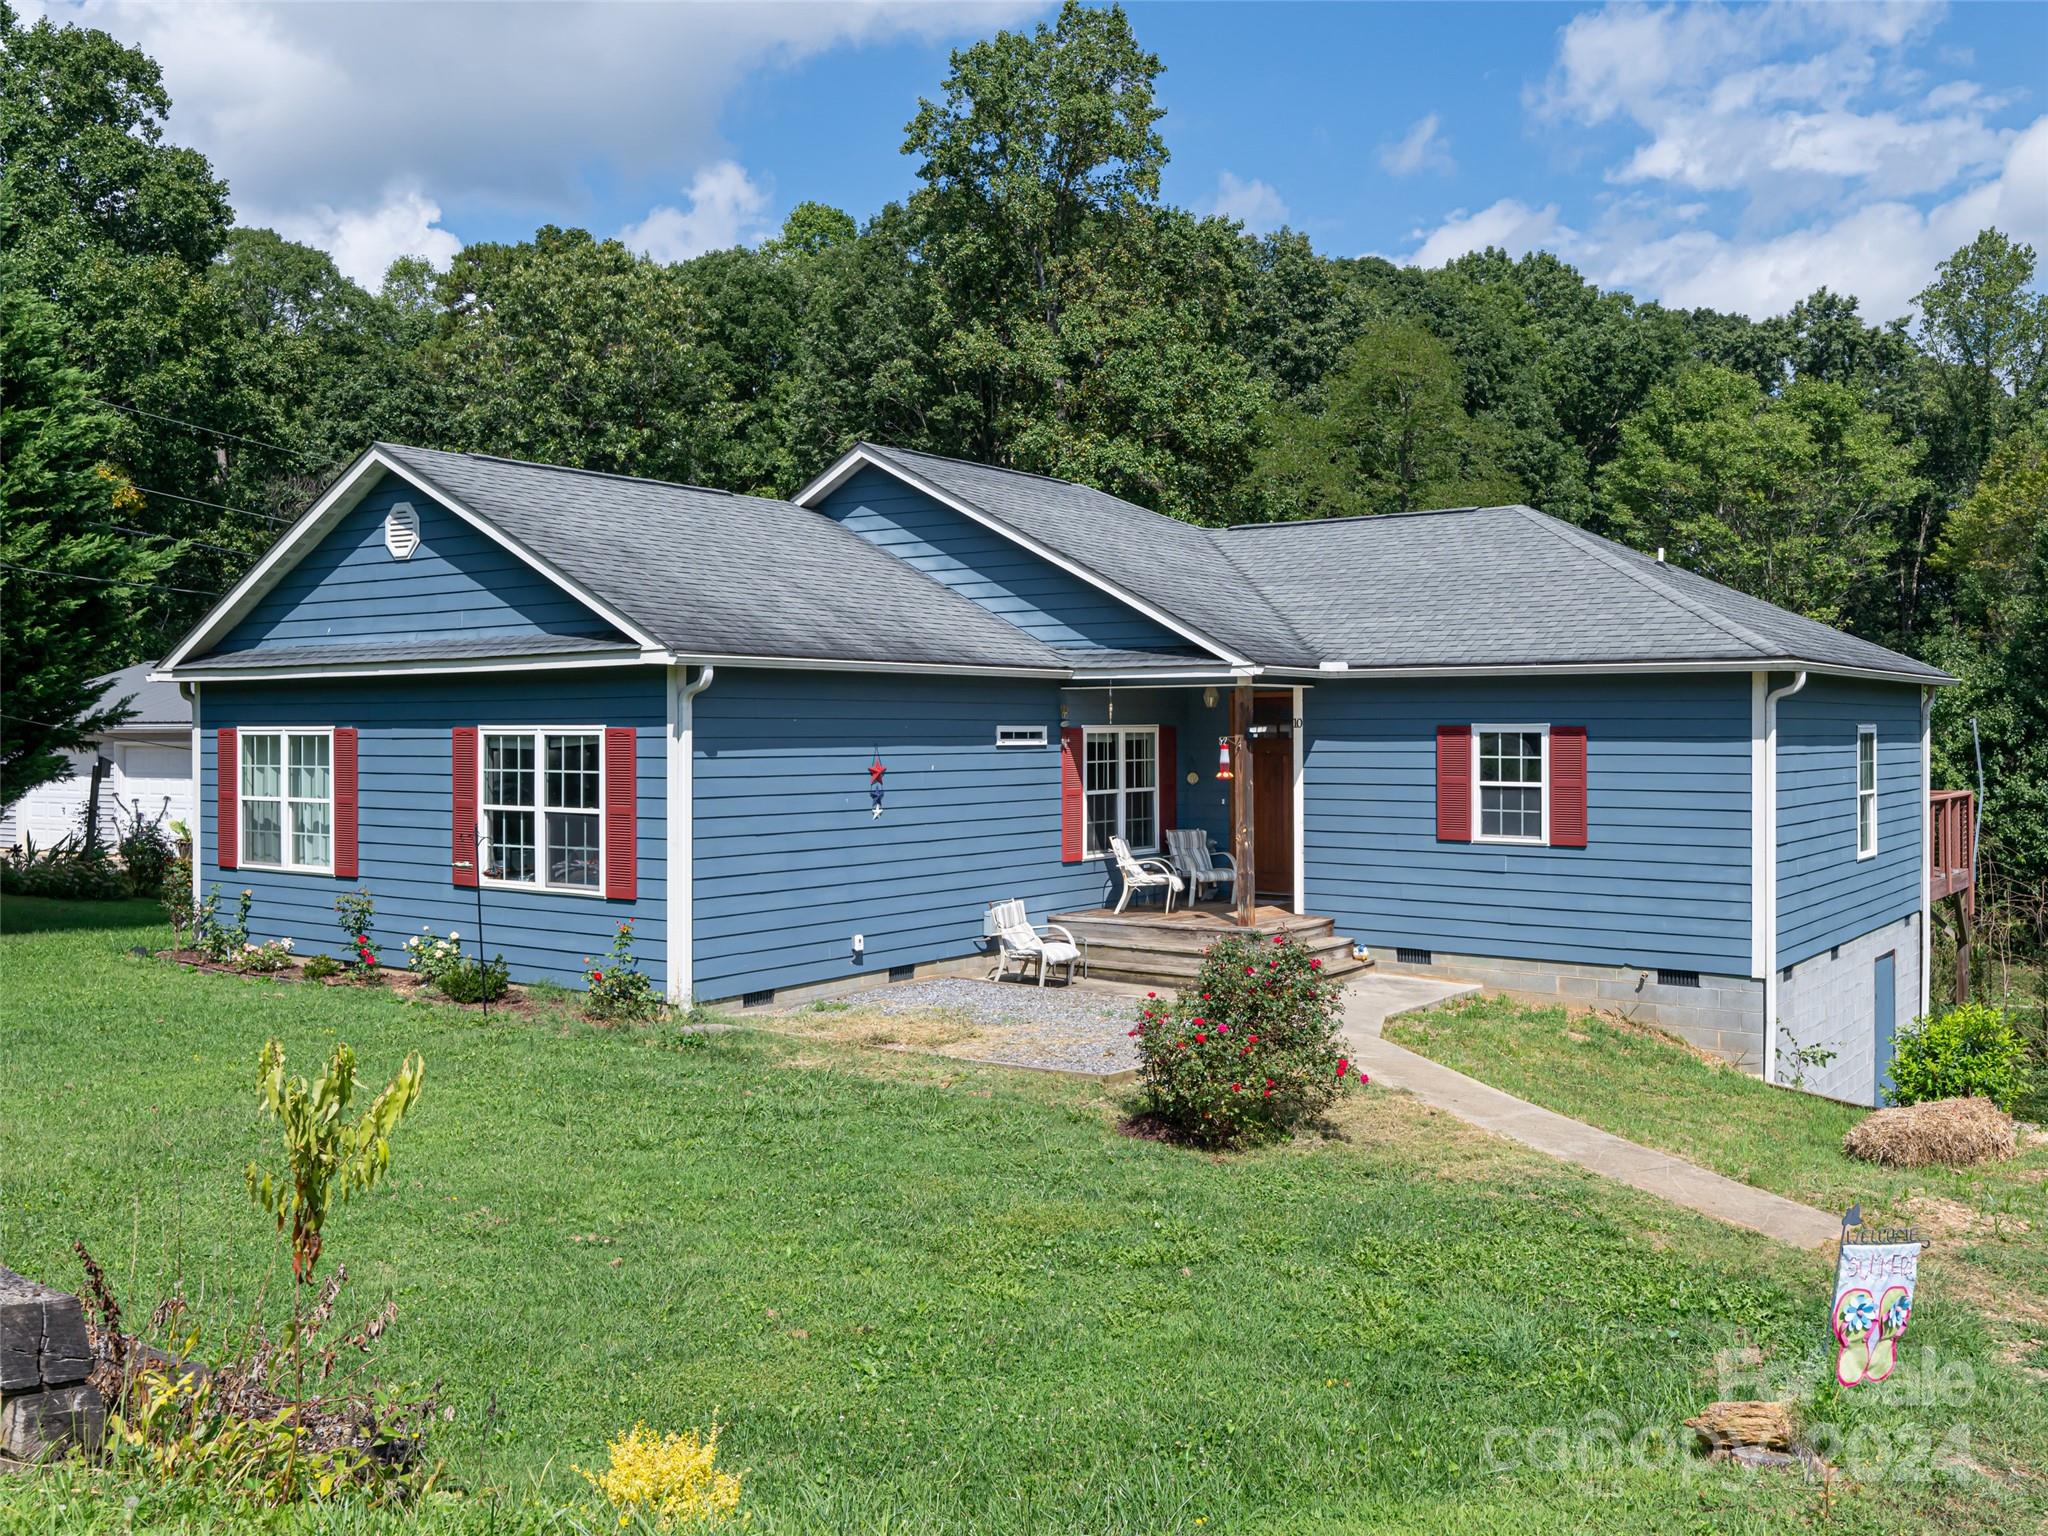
451,727 -> 478,887
1060,727 -> 1086,863
1550,726 -> 1588,848
1157,725 -> 1177,835
333,728 -> 360,879
1435,725 -> 1472,843
604,727 -> 637,901
217,727 -> 238,869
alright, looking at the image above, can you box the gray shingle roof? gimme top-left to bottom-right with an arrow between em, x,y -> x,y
187,634 -> 634,670
374,445 -> 1072,672
92,662 -> 188,725
855,444 -> 1319,666
1220,505 -> 1950,680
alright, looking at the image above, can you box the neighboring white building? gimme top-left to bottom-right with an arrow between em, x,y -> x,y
1,663 -> 192,849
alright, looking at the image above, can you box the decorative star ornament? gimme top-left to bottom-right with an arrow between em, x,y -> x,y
870,753 -> 887,817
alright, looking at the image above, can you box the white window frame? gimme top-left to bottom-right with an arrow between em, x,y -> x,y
477,725 -> 607,897
996,724 -> 1048,748
1856,724 -> 1878,860
237,727 -> 335,874
1081,725 -> 1161,858
1471,723 -> 1550,846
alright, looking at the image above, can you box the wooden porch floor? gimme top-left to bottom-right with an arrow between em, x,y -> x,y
1048,901 -> 1369,986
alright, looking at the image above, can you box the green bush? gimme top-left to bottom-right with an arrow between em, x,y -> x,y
1132,930 -> 1359,1147
583,920 -> 663,1022
302,953 -> 343,981
114,801 -> 176,897
1888,1002 -> 2034,1113
0,840 -> 128,899
160,852 -> 194,942
436,953 -> 510,1005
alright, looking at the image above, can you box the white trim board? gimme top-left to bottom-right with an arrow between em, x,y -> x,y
1266,659 -> 1951,686
157,449 -> 662,674
795,445 -> 1252,669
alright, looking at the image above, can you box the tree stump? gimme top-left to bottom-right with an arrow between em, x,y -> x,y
0,1267 -> 105,1463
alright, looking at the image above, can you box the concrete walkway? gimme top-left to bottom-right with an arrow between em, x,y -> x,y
1340,978 -> 1841,1250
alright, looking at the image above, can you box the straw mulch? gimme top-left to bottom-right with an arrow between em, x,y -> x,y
1843,1096 -> 2017,1168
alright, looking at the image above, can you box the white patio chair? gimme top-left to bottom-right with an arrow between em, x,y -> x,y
1165,828 -> 1238,905
987,898 -> 1085,986
1109,835 -> 1184,914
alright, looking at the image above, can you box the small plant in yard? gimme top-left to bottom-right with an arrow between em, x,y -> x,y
161,852 -> 194,945
237,936 -> 296,973
302,953 -> 344,981
1131,930 -> 1359,1147
577,1420 -> 745,1530
584,921 -> 663,1022
195,886 -> 253,965
436,951 -> 510,1004
0,835 -> 129,899
113,796 -> 177,897
404,926 -> 465,985
1888,1001 -> 2034,1113
336,889 -> 380,976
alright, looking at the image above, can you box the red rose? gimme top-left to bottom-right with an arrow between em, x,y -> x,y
1195,1032 -> 1207,1043
1268,959 -> 1279,968
1176,1041 -> 1188,1050
1248,1035 -> 1258,1044
1264,1078 -> 1274,1087
1244,967 -> 1255,975
1262,1088 -> 1272,1098
1309,958 -> 1322,970
592,970 -> 604,982
1146,991 -> 1157,999
1217,1024 -> 1229,1034
1191,1017 -> 1206,1027
1337,1057 -> 1349,1077
1358,1071 -> 1371,1085
1239,1045 -> 1250,1055
1273,935 -> 1285,945
1231,1083 -> 1241,1092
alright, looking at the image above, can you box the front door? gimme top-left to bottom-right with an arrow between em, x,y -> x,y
1872,951 -> 1897,1108
1250,734 -> 1293,899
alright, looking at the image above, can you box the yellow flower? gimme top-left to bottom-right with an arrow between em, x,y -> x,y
579,1421 -> 744,1530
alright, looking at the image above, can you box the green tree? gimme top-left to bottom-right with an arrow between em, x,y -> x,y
1600,365 -> 1922,625
1254,321 -> 1522,518
0,286 -> 173,806
1917,229 -> 2048,492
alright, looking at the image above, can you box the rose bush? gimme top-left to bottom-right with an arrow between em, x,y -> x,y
1131,930 -> 1360,1146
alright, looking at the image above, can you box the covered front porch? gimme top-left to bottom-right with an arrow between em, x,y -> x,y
1046,900 -> 1370,987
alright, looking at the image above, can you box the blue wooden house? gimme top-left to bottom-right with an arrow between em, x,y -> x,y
155,442 -> 1951,1105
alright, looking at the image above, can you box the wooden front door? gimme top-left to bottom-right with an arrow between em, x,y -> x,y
1250,735 -> 1293,898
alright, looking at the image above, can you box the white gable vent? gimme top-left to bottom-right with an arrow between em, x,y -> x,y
384,501 -> 420,559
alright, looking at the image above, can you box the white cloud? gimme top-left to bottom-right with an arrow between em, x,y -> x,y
29,1 -> 1032,273
265,186 -> 463,289
1378,113 -> 1454,177
1206,171 -> 1289,233
1399,199 -> 1574,268
620,161 -> 772,264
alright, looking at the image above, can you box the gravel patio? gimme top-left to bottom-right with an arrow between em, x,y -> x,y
789,976 -> 1165,1076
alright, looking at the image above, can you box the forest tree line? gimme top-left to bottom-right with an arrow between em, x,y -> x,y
3,2 -> 2043,948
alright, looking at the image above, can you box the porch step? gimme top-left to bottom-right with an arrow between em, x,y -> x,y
1050,904 -> 1372,990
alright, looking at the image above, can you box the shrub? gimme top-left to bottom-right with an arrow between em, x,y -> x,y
1888,1002 -> 2034,1113
1132,930 -> 1359,1147
237,937 -> 296,974
302,953 -> 344,981
436,953 -> 510,1005
584,920 -> 663,1022
114,797 -> 176,897
161,852 -> 194,943
0,837 -> 129,899
195,886 -> 253,965
578,1421 -> 744,1530
336,889 -> 379,974
403,927 -> 464,986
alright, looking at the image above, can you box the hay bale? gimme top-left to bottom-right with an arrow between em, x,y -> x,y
1843,1096 -> 2017,1168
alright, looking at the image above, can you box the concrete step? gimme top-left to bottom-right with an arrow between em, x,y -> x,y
1055,913 -> 1338,951
1080,935 -> 1372,988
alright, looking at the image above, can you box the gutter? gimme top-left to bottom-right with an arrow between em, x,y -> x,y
1760,670 -> 1808,1085
668,665 -> 716,1004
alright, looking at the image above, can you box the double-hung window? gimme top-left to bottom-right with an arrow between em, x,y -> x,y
240,729 -> 333,872
481,729 -> 603,892
1474,726 -> 1548,844
1083,726 -> 1159,856
1856,726 -> 1878,859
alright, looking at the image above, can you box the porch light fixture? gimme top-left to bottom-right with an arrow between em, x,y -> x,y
1202,686 -> 1218,708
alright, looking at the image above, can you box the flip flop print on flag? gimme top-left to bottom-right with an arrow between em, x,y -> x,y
1830,1227 -> 1921,1387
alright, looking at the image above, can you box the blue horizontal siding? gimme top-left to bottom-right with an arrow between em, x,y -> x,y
814,465 -> 1192,654
197,672 -> 664,988
213,476 -> 625,654
1303,675 -> 1753,973
1776,676 -> 1924,966
691,669 -> 1107,998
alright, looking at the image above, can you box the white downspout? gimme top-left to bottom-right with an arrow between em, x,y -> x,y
182,682 -> 202,911
667,665 -> 715,1004
1760,670 -> 1807,1085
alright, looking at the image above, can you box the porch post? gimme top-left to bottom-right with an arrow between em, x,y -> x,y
1231,680 -> 1256,926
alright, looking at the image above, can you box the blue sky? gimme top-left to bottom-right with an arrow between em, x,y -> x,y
31,1 -> 2047,320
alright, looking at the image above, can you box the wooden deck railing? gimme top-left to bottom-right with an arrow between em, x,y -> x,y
1930,788 -> 1974,917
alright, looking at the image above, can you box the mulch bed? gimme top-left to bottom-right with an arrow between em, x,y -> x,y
152,948 -> 540,1016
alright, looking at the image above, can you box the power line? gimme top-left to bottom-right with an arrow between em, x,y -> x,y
131,483 -> 292,525
0,561 -> 223,598
92,398 -> 332,466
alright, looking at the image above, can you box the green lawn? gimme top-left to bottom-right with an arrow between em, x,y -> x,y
3,898 -> 2044,1534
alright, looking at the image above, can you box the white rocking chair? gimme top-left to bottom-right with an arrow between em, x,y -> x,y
988,898 -> 1085,986
1109,835 -> 1184,914
1165,828 -> 1238,904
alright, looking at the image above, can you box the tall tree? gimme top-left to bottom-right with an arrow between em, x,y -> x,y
1600,365 -> 1922,626
1254,321 -> 1522,519
0,286 -> 173,806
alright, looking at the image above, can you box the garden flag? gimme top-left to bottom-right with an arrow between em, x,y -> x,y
1831,1211 -> 1921,1387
